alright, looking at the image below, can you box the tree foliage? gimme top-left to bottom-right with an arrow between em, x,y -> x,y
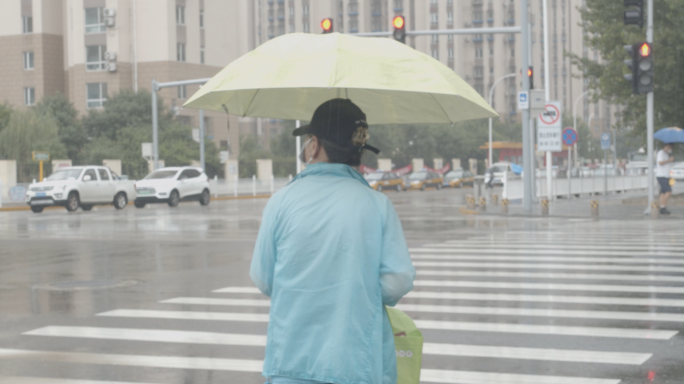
34,93 -> 86,161
571,0 -> 684,137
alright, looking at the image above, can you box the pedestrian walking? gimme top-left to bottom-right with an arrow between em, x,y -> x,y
250,98 -> 416,384
656,143 -> 675,215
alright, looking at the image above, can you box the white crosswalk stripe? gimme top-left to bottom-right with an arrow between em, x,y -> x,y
411,250 -> 684,263
0,377 -> 160,384
413,279 -> 684,294
23,326 -> 651,365
416,268 -> 684,283
413,260 -> 684,273
436,242 -> 684,251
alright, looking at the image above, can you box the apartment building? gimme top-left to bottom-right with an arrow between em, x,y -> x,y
0,0 -> 257,158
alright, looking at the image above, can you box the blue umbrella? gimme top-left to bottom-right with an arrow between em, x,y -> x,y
654,127 -> 684,143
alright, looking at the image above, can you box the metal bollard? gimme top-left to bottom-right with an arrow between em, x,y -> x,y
479,196 -> 486,211
491,194 -> 498,206
591,200 -> 599,217
501,198 -> 508,214
252,175 -> 256,196
651,201 -> 660,219
541,199 -> 549,215
465,195 -> 475,209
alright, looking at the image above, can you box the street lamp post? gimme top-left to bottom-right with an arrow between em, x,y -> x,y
488,73 -> 517,168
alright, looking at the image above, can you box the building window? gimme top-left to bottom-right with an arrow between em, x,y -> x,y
22,16 -> 33,33
289,22 -> 295,33
447,12 -> 453,24
349,20 -> 358,32
430,13 -> 438,25
489,48 -> 494,57
473,11 -> 483,21
86,83 -> 107,109
432,50 -> 439,60
176,6 -> 185,25
289,5 -> 295,16
474,66 -> 484,78
490,66 -> 494,74
200,48 -> 205,64
178,85 -> 187,99
475,84 -> 484,96
199,10 -> 204,28
86,45 -> 106,71
302,5 -> 309,15
394,0 -> 403,10
23,51 -> 34,70
475,48 -> 483,58
177,43 -> 186,62
24,87 -> 35,106
430,0 -> 438,4
447,34 -> 453,43
303,22 -> 310,32
431,34 -> 439,44
511,49 -> 515,57
448,48 -> 454,60
84,8 -> 105,34
447,0 -> 453,5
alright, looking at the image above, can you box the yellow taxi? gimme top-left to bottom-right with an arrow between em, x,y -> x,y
443,169 -> 475,188
404,171 -> 444,191
365,172 -> 404,192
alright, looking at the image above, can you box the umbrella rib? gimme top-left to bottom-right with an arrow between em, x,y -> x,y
430,93 -> 452,123
243,89 -> 261,117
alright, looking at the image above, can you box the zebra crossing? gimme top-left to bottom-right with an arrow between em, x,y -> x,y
2,227 -> 684,383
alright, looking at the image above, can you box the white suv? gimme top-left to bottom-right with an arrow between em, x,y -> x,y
134,167 -> 211,208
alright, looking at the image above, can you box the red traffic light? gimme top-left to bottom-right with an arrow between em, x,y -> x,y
321,18 -> 333,33
639,42 -> 651,57
393,16 -> 405,30
527,68 -> 533,77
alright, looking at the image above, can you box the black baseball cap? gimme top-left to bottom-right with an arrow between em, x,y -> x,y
293,98 -> 380,154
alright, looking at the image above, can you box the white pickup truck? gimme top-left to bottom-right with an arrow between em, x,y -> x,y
25,166 -> 137,213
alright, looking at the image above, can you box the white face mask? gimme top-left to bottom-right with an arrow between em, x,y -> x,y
299,137 -> 314,165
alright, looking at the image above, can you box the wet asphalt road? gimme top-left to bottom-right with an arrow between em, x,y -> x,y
0,187 -> 683,384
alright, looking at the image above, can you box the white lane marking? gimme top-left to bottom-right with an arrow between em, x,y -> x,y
415,319 -> 676,340
398,303 -> 684,322
406,290 -> 684,308
411,252 -> 684,264
420,368 -> 620,384
409,248 -> 684,264
163,297 -> 684,322
213,287 -> 262,294
23,326 -> 267,346
414,246 -> 684,258
413,279 -> 684,294
98,309 -> 270,322
422,343 -> 650,365
0,348 -> 262,372
97,309 -> 677,339
22,326 -> 649,365
412,260 -> 684,273
0,349 -> 618,384
0,377 -> 159,384
417,269 -> 684,283
437,242 -> 684,252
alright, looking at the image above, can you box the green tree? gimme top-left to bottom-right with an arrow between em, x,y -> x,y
0,110 -> 67,182
0,103 -> 11,134
571,0 -> 684,137
34,93 -> 87,161
239,135 -> 271,177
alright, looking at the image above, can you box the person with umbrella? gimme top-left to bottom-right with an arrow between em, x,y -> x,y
250,98 -> 416,384
656,143 -> 675,215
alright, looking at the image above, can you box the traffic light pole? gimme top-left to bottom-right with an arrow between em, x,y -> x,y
350,26 -> 521,38
645,0 -> 655,213
543,0 -> 553,203
520,0 -> 533,212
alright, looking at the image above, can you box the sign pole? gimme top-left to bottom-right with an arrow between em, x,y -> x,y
568,146 -> 571,200
645,0 -> 655,213
520,0 -> 532,212
39,160 -> 43,182
604,150 -> 608,198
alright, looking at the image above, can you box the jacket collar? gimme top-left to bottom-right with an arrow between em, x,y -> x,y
292,162 -> 370,188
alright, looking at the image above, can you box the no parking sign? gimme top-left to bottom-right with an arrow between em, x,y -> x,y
537,101 -> 562,152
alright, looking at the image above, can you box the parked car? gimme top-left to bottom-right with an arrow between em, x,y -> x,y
25,166 -> 136,213
404,171 -> 444,191
489,162 -> 512,185
134,167 -> 210,208
365,172 -> 404,192
443,169 -> 475,188
670,162 -> 684,181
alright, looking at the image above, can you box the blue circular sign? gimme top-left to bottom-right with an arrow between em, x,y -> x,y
562,127 -> 578,146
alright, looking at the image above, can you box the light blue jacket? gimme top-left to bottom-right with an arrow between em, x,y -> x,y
250,162 -> 416,384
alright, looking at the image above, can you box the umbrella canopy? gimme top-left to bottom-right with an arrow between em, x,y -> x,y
183,33 -> 497,124
654,127 -> 684,143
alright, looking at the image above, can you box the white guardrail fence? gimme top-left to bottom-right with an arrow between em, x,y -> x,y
502,173 -> 649,201
208,176 -> 292,197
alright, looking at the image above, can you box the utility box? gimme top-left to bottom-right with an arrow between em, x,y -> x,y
102,159 -> 121,176
412,158 -> 424,172
52,159 -> 72,170
452,158 -> 461,170
433,158 -> 443,170
225,159 -> 239,180
257,159 -> 273,181
377,158 -> 392,171
468,158 -> 478,175
0,160 -> 17,200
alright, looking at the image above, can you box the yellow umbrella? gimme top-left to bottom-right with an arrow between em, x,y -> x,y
184,32 -> 497,124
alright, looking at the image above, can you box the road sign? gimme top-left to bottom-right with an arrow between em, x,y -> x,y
32,151 -> 50,161
142,143 -> 153,159
537,101 -> 562,152
601,133 -> 611,150
517,91 -> 529,110
529,90 -> 545,116
192,129 -> 200,143
562,127 -> 578,146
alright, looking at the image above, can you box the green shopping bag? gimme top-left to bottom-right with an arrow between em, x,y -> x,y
386,306 -> 423,384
